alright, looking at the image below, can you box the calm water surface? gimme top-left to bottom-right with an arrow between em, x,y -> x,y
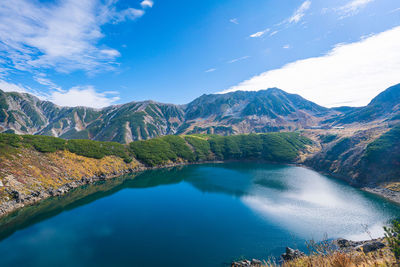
0,162 -> 399,267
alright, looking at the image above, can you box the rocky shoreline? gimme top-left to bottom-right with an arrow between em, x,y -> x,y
231,237 -> 387,266
363,187 -> 400,204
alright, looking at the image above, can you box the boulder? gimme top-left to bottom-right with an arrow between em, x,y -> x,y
231,260 -> 251,267
231,259 -> 262,267
336,238 -> 351,248
251,259 -> 262,266
281,247 -> 305,261
361,241 -> 385,253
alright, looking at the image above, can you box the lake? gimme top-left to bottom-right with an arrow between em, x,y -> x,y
0,162 -> 399,267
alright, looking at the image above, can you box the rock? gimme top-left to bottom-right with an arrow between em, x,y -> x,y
360,241 -> 385,253
251,259 -> 262,266
336,238 -> 351,248
231,260 -> 251,267
231,259 -> 262,267
281,247 -> 305,261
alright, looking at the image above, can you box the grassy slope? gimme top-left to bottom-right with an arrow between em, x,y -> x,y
0,132 -> 311,209
359,125 -> 400,185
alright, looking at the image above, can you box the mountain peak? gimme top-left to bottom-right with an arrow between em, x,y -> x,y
369,83 -> 400,105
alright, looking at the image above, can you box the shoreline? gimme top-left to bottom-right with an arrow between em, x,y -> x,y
1,159 -> 400,220
363,187 -> 400,205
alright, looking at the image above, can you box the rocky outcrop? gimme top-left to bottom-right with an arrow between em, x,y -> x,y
334,237 -> 386,253
231,259 -> 262,267
281,247 -> 306,261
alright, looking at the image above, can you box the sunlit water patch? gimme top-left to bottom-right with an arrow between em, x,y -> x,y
0,163 -> 399,267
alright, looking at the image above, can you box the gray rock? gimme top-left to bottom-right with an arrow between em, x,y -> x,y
281,247 -> 305,261
336,238 -> 351,248
251,259 -> 262,266
231,259 -> 262,267
361,241 -> 385,253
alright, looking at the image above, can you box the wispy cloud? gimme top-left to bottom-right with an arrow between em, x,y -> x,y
283,45 -> 291,49
269,31 -> 279,37
230,18 -> 239,25
389,7 -> 400,13
336,0 -> 374,17
141,0 -> 154,8
223,26 -> 400,107
34,74 -> 62,92
288,0 -> 312,24
0,0 -> 148,74
249,28 -> 270,38
249,1 -> 311,40
205,68 -> 216,73
228,56 -> 250,64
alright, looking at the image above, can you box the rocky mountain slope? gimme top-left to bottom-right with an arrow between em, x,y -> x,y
182,88 -> 338,135
0,90 -> 184,143
1,84 -> 399,143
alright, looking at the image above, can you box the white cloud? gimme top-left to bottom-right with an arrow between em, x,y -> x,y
230,18 -> 239,25
141,0 -> 154,8
0,78 -> 119,108
205,68 -> 216,73
337,0 -> 374,17
49,86 -> 120,108
283,44 -> 291,49
250,28 -> 270,38
0,80 -> 27,93
288,1 -> 312,24
228,56 -> 250,64
0,0 -> 146,74
222,26 -> 400,107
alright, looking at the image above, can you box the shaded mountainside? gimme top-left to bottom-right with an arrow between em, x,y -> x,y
304,124 -> 400,187
1,84 -> 400,142
0,132 -> 311,217
329,84 -> 400,125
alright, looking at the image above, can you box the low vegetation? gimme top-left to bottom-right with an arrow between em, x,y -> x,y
0,132 -> 311,168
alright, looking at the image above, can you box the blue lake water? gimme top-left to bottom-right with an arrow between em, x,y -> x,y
0,162 -> 399,267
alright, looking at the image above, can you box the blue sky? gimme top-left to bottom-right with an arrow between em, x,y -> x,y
0,0 -> 399,108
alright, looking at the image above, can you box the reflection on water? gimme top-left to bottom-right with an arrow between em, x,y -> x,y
0,162 -> 399,267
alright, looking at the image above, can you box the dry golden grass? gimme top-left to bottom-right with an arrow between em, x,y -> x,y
263,247 -> 397,267
0,148 -> 139,203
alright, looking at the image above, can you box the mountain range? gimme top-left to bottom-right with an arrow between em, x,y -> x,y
0,84 -> 399,143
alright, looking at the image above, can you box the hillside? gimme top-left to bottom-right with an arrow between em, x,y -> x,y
0,132 -> 312,217
330,84 -> 400,125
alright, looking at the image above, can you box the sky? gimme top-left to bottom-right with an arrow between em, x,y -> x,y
0,0 -> 399,108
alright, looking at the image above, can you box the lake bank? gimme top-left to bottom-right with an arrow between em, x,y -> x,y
2,157 -> 400,221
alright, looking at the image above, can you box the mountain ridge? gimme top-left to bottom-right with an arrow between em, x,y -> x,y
1,84 -> 399,143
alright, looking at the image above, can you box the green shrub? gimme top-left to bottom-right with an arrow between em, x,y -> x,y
66,139 -> 130,161
129,138 -> 178,166
161,135 -> 195,162
184,136 -> 211,161
384,220 -> 400,262
22,135 -> 66,153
